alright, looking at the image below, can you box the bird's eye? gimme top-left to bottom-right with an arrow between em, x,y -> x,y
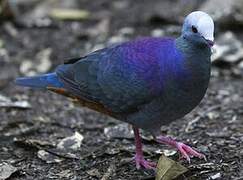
191,26 -> 198,33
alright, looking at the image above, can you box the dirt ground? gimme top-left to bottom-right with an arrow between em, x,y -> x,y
0,0 -> 243,179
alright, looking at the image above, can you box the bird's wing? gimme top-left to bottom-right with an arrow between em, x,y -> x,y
56,39 -> 166,113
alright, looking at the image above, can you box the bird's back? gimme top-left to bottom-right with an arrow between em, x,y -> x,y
56,37 -> 179,114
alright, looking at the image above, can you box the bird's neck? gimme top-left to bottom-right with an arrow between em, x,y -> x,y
174,35 -> 211,96
175,35 -> 211,71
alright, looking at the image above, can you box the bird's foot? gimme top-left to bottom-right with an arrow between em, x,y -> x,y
175,142 -> 206,163
156,136 -> 206,163
133,154 -> 157,170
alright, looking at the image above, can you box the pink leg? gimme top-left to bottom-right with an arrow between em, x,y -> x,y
133,127 -> 157,169
155,136 -> 206,163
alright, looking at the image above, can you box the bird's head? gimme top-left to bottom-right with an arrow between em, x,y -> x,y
182,11 -> 214,47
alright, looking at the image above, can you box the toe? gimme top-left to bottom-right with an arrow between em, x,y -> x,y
183,144 -> 206,160
177,143 -> 191,162
143,161 -> 157,170
176,142 -> 206,162
133,157 -> 157,170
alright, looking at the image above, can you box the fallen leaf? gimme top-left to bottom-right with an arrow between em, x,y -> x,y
156,155 -> 188,180
211,172 -> 221,179
57,132 -> 84,151
0,94 -> 31,109
50,9 -> 90,21
37,150 -> 63,163
0,162 -> 17,180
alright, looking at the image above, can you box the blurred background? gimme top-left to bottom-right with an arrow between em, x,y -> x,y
0,0 -> 243,179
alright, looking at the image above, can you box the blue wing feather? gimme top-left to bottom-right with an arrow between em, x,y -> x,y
55,38 -> 173,113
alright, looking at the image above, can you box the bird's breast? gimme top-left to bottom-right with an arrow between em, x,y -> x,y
161,53 -> 211,121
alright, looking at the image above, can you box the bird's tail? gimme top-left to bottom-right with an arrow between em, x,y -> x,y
15,73 -> 64,89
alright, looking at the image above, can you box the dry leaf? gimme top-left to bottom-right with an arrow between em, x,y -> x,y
0,94 -> 31,109
156,155 -> 188,180
0,162 -> 17,180
37,150 -> 63,163
57,132 -> 84,151
50,9 -> 90,21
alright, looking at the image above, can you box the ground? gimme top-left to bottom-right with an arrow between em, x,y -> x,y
0,0 -> 243,179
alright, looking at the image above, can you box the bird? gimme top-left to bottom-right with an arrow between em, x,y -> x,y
15,11 -> 214,170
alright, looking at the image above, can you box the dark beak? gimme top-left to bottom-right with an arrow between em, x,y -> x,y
206,39 -> 214,47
